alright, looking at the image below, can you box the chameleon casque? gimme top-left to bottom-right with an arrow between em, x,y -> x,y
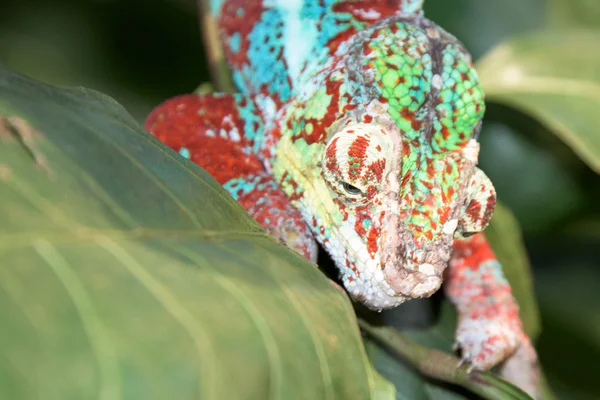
145,0 -> 539,396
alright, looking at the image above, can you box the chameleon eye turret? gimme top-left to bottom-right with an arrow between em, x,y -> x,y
322,122 -> 393,204
455,168 -> 497,239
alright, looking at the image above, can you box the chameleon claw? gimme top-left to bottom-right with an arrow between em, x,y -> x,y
466,363 -> 476,374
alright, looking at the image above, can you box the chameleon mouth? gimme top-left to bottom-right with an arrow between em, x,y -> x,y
383,260 -> 443,298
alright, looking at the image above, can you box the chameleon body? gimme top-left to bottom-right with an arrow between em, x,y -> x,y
145,0 -> 539,396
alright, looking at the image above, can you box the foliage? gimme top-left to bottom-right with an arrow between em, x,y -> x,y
1,0 -> 600,399
0,65 -> 387,399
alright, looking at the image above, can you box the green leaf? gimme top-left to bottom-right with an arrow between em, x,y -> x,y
485,203 -> 541,339
477,30 -> 600,173
546,0 -> 600,29
364,304 -> 465,400
0,64 -> 390,399
477,122 -> 584,235
423,0 -> 543,59
365,337 -> 468,400
535,263 -> 600,398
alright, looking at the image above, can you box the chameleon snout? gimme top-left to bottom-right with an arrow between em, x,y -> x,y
383,260 -> 444,298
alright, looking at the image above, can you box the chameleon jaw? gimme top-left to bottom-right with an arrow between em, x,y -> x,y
342,212 -> 455,310
383,262 -> 443,298
380,225 -> 452,299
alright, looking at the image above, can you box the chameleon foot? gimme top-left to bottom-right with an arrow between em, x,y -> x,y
455,312 -> 539,398
455,313 -> 521,370
447,233 -> 540,397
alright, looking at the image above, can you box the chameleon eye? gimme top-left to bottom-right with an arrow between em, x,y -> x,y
460,232 -> 477,238
455,168 -> 496,239
341,181 -> 363,196
323,123 -> 392,201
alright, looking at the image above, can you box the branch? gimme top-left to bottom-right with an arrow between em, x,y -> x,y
358,319 -> 533,400
197,0 -> 235,92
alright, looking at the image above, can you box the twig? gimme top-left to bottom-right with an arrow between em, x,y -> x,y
358,319 -> 533,400
197,0 -> 235,92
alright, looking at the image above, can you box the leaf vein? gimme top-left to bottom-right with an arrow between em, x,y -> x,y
167,241 -> 283,400
97,237 -> 217,400
34,239 -> 121,400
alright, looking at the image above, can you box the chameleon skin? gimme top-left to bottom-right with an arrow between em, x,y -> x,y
145,0 -> 539,396
148,92 -> 318,260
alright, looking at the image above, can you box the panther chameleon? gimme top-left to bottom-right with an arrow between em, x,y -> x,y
145,0 -> 539,396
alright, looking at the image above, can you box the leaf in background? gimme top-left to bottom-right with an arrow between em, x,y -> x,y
423,0 -> 543,59
535,263 -> 600,400
364,337 -> 469,400
546,0 -> 600,29
0,65 -> 391,399
365,302 -> 465,400
485,203 -> 541,339
477,121 -> 584,235
477,30 -> 600,174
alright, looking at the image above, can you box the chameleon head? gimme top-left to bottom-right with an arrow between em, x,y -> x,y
278,15 -> 497,310
273,16 -> 496,309
321,17 -> 497,309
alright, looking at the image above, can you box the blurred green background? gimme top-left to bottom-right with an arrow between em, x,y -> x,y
1,0 -> 599,398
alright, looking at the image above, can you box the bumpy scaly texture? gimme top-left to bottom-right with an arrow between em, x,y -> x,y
144,1 -> 539,397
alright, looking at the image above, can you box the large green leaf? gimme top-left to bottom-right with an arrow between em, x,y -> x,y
0,65 -> 392,399
477,30 -> 600,173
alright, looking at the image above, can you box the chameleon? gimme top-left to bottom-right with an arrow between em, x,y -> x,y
145,0 -> 539,396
